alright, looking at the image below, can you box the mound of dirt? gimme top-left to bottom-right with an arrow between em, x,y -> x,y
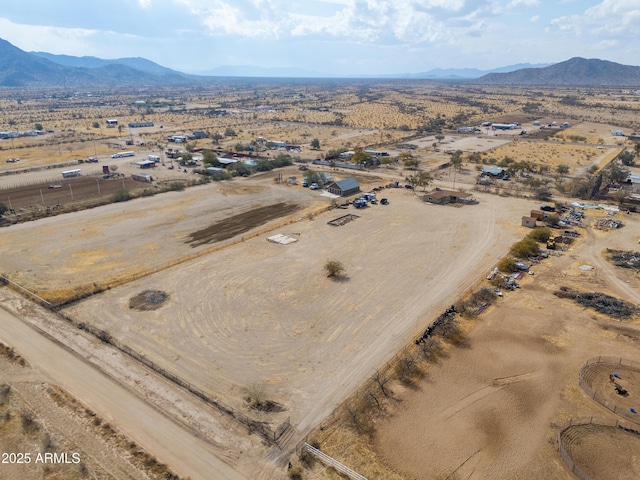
128,290 -> 169,311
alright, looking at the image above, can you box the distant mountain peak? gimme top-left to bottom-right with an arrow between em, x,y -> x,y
471,57 -> 640,86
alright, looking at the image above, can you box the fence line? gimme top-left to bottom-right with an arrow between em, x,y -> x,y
556,416 -> 640,480
0,275 -> 291,447
302,443 -> 367,480
578,356 -> 640,424
295,269 -> 495,455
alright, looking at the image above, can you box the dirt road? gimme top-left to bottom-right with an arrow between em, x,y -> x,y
0,305 -> 246,480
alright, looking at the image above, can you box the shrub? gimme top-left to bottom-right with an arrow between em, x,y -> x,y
113,189 -> 132,202
167,182 -> 185,191
288,466 -> 303,480
527,227 -> 552,243
510,238 -> 540,258
324,260 -> 345,278
141,188 -> 155,197
497,257 -> 519,273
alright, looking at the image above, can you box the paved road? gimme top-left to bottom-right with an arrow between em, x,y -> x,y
0,306 -> 246,480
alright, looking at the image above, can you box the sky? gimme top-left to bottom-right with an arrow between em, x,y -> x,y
0,0 -> 639,76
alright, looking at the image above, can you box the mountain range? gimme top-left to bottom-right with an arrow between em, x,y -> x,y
0,37 -> 639,87
469,57 -> 640,86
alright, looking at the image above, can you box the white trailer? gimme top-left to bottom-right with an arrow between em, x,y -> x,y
111,151 -> 135,158
148,155 -> 161,163
62,169 -> 81,178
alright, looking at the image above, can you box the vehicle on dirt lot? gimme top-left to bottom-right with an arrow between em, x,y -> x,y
309,183 -> 319,190
380,198 -> 389,205
540,205 -> 555,212
48,184 -> 62,189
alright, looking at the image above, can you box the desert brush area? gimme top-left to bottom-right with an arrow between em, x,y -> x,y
1,80 -> 640,480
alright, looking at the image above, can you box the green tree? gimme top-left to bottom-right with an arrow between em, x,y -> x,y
202,149 -> 221,167
399,151 -> 419,169
185,143 -> 195,153
510,238 -> 540,258
351,148 -> 371,165
435,134 -> 445,143
497,257 -> 519,273
542,214 -> 560,227
34,123 -> 43,131
604,161 -> 630,184
450,150 -> 463,171
224,127 -> 237,137
211,132 -> 223,145
310,138 -> 320,149
527,228 -> 552,243
324,260 -> 346,278
556,164 -> 570,174
92,121 -> 100,129
0,202 -> 8,216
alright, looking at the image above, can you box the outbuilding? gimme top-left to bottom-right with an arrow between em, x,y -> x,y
326,178 -> 360,197
521,216 -> 537,228
423,189 -> 475,205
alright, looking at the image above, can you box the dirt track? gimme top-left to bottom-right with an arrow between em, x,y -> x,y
0,305 -> 246,480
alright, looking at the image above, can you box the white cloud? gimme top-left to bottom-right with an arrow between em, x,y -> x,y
530,14 -> 540,22
551,0 -> 640,38
0,17 -> 97,54
138,0 -> 152,7
178,0 -> 493,45
507,0 -> 540,8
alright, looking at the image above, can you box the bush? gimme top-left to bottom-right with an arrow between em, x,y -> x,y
324,260 -> 345,278
497,257 -> 519,273
141,188 -> 155,197
113,189 -> 132,202
288,466 -> 303,480
167,182 -> 185,191
510,237 -> 540,258
527,227 -> 552,243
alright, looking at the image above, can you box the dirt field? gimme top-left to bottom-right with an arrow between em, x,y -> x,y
58,187 -> 532,437
0,176 -> 322,302
312,209 -> 640,480
560,423 -> 640,480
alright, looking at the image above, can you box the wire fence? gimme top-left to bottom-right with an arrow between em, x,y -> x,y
0,275 -> 292,447
556,416 -> 640,480
295,272 -> 493,455
578,356 -> 640,424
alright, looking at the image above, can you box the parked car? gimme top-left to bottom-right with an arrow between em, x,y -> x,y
48,184 -> 62,189
540,205 -> 555,212
302,180 -> 308,187
309,183 -> 319,190
380,198 -> 389,205
404,184 -> 414,189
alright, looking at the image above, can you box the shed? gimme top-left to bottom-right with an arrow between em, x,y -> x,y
424,189 -> 474,205
326,178 -> 360,197
521,216 -> 537,228
530,209 -> 551,220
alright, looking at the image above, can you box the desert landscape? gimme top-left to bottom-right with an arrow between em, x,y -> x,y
1,79 -> 640,480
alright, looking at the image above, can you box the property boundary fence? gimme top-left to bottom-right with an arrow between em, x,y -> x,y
295,271 -> 493,455
0,275 -> 292,447
302,443 -> 367,480
578,356 -> 640,424
556,416 -> 640,480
